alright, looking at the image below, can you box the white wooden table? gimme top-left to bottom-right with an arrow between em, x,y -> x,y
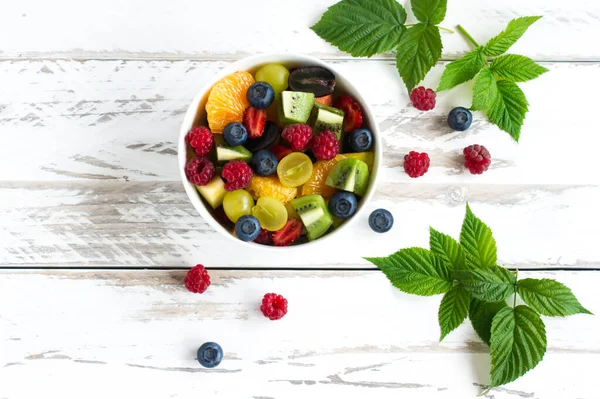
1,1 -> 599,398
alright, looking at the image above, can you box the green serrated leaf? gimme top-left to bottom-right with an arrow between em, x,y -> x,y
469,298 -> 508,346
437,47 -> 486,91
487,81 -> 529,142
311,0 -> 407,57
430,227 -> 465,271
517,278 -> 593,317
457,265 -> 516,302
459,204 -> 497,269
396,23 -> 442,92
471,68 -> 498,111
438,284 -> 470,341
483,16 -> 542,57
490,305 -> 547,387
412,0 -> 447,25
491,54 -> 549,83
365,247 -> 453,296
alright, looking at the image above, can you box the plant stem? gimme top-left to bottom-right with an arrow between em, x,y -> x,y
456,25 -> 480,48
404,24 -> 455,34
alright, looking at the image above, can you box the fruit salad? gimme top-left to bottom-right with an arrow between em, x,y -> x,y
184,63 -> 375,246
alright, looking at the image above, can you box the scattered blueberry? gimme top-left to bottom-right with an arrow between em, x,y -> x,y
447,107 -> 472,131
235,215 -> 261,241
349,128 -> 373,152
245,121 -> 279,152
329,191 -> 358,219
223,122 -> 248,146
197,342 -> 223,368
247,82 -> 275,110
250,149 -> 279,176
368,209 -> 394,233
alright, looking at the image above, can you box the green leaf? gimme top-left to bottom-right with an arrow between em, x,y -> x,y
438,284 -> 470,341
483,16 -> 542,57
457,265 -> 516,302
469,298 -> 508,346
471,68 -> 498,111
490,305 -> 547,387
429,227 -> 465,271
487,81 -> 529,142
517,278 -> 593,317
311,0 -> 407,57
412,0 -> 447,25
459,204 -> 497,270
437,47 -> 486,91
396,23 -> 442,92
365,247 -> 453,296
491,54 -> 549,83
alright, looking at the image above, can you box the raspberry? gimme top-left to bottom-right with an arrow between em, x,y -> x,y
404,151 -> 430,178
312,130 -> 339,160
221,161 -> 253,191
254,228 -> 272,245
464,144 -> 491,175
186,126 -> 214,157
260,293 -> 288,320
282,124 -> 313,151
335,95 -> 364,133
184,264 -> 211,294
410,87 -> 436,111
185,157 -> 216,186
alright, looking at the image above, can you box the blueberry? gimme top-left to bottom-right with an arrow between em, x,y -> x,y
329,191 -> 358,219
235,215 -> 261,241
247,82 -> 275,110
250,149 -> 279,176
223,122 -> 248,146
349,128 -> 373,152
447,107 -> 472,131
197,342 -> 223,368
368,209 -> 394,233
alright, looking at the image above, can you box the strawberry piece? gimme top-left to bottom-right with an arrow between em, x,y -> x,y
243,107 -> 267,138
270,145 -> 293,161
272,218 -> 303,247
315,94 -> 333,107
335,95 -> 363,133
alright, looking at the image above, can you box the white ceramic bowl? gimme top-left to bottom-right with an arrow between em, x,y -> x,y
178,53 -> 382,249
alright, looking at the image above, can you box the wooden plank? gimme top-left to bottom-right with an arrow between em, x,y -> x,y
1,0 -> 599,60
0,60 -> 599,184
0,269 -> 597,398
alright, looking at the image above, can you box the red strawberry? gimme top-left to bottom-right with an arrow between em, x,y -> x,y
315,94 -> 333,107
272,218 -> 303,247
270,145 -> 293,161
335,95 -> 363,133
243,107 -> 267,138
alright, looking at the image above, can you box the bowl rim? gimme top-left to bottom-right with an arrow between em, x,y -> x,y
178,52 -> 382,251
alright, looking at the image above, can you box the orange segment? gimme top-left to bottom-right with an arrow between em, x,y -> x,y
246,175 -> 297,203
206,71 -> 255,133
301,159 -> 337,199
335,152 -> 375,172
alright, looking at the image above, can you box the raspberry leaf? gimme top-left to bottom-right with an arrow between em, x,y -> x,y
457,265 -> 516,302
430,227 -> 465,271
396,23 -> 443,92
437,47 -> 486,91
490,54 -> 549,83
483,16 -> 542,57
438,284 -> 470,341
311,0 -> 407,57
365,247 -> 453,296
487,81 -> 529,142
517,278 -> 593,317
460,204 -> 497,270
490,305 -> 547,387
469,299 -> 508,346
471,68 -> 498,111
412,0 -> 447,26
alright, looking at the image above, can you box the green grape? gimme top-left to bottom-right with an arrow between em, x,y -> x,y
277,152 -> 313,188
255,63 -> 290,96
223,189 -> 254,223
252,196 -> 288,231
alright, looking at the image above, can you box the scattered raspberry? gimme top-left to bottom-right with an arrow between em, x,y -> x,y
334,95 -> 363,132
260,293 -> 288,320
221,161 -> 253,191
184,264 -> 211,294
243,107 -> 267,138
272,218 -> 302,247
270,144 -> 294,161
282,124 -> 313,151
410,87 -> 436,111
254,228 -> 272,245
185,126 -> 214,157
464,144 -> 491,175
404,151 -> 430,178
185,157 -> 216,186
312,130 -> 340,160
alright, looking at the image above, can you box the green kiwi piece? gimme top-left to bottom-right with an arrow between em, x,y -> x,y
312,103 -> 345,139
325,158 -> 370,197
291,194 -> 333,241
278,91 -> 315,125
214,135 -> 252,163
